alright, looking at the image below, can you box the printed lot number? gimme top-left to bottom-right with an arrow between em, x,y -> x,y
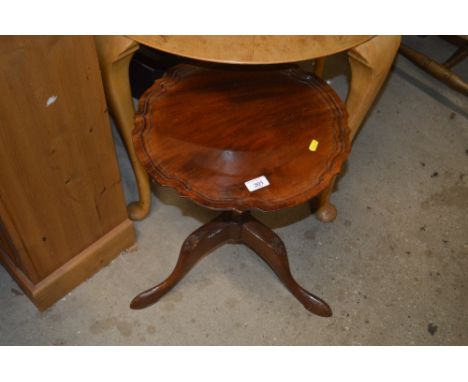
244,176 -> 270,192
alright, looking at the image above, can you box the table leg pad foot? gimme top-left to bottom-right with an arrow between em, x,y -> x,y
316,203 -> 337,223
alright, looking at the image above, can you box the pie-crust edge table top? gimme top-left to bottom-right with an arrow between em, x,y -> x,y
133,64 -> 350,212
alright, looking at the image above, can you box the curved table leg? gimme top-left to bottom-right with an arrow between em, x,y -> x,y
130,214 -> 238,309
131,211 -> 331,316
94,36 -> 152,221
315,177 -> 338,223
241,216 -> 332,317
316,35 -> 401,222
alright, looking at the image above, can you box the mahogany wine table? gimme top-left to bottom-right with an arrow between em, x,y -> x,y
131,63 -> 350,317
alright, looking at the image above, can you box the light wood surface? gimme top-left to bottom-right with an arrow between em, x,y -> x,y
346,35 -> 402,140
94,36 -> 152,220
95,35 -> 400,221
0,36 -> 136,309
317,35 -> 401,221
131,35 -> 372,64
1,220 -> 134,310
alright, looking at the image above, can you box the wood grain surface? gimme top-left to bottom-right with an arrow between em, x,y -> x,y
133,64 -> 350,212
0,36 -> 135,309
131,35 -> 372,64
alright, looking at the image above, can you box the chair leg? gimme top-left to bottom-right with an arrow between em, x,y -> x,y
399,43 -> 468,95
443,44 -> 468,69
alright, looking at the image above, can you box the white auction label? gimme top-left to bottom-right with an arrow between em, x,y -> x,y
244,175 -> 270,192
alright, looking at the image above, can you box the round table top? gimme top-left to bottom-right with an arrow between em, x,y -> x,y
133,64 -> 350,212
130,35 -> 372,64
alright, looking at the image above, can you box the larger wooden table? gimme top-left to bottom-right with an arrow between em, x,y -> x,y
95,35 -> 401,221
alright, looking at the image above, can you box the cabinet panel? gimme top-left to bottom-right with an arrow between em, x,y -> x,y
0,36 -> 135,309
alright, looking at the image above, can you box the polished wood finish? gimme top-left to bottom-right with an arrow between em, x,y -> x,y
131,64 -> 350,316
95,35 -> 400,221
130,35 -> 372,65
131,212 -> 332,316
0,36 -> 136,310
134,64 -> 350,212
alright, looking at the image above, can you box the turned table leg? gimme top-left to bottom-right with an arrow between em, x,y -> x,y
94,36 -> 152,221
131,211 -> 331,316
316,35 -> 401,222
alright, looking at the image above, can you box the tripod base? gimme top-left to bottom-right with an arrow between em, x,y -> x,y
131,211 -> 332,317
